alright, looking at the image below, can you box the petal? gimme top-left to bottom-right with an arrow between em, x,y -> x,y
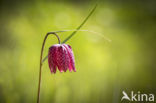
63,44 -> 76,72
56,45 -> 68,72
48,46 -> 57,73
62,45 -> 70,71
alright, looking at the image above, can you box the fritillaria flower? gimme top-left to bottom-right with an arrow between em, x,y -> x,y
37,5 -> 96,103
48,44 -> 76,73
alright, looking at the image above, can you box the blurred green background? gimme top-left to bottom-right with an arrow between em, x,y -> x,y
0,0 -> 156,103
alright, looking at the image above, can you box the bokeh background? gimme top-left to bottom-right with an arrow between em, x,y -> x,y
0,0 -> 156,103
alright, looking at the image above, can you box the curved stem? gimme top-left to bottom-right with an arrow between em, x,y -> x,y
37,32 -> 60,103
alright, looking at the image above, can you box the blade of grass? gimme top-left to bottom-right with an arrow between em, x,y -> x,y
62,4 -> 97,43
42,4 -> 97,63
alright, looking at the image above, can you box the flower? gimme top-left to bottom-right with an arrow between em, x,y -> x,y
48,44 -> 76,73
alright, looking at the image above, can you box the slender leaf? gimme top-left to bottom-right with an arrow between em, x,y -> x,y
62,4 -> 97,43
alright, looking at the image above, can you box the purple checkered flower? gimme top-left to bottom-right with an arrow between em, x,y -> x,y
48,44 -> 76,73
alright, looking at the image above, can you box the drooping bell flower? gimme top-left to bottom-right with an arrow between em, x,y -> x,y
48,44 -> 76,73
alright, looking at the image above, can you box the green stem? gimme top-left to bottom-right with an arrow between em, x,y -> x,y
37,32 -> 60,103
